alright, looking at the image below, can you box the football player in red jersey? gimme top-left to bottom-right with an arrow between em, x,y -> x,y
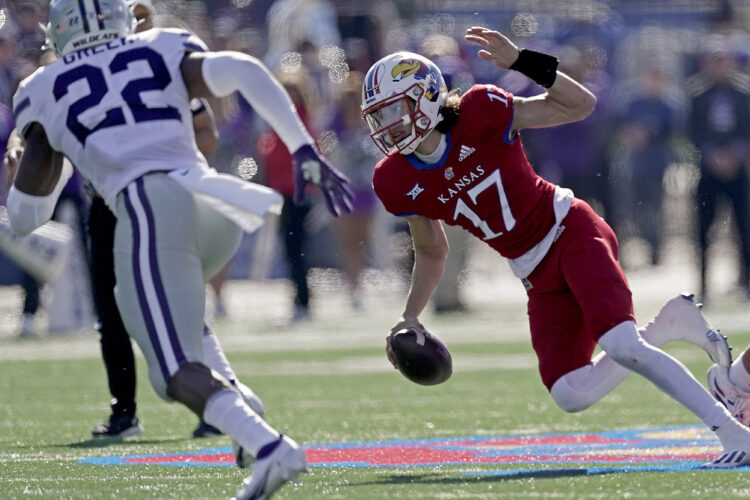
362,26 -> 750,468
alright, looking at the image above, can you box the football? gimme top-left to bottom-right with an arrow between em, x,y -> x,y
390,329 -> 452,385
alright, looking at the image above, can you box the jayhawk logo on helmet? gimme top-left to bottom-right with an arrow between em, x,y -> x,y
389,58 -> 444,102
392,60 -> 429,82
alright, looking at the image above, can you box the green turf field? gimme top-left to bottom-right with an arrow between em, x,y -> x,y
3,270 -> 750,499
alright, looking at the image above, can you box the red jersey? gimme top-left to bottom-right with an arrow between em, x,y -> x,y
258,108 -> 311,197
373,84 -> 557,259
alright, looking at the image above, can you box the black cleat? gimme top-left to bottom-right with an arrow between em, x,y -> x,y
92,414 -> 143,438
192,420 -> 223,438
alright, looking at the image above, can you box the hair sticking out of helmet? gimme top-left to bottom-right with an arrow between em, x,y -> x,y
361,51 -> 447,156
45,0 -> 135,57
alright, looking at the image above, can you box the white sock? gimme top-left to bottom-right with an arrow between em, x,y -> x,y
729,351 -> 750,393
599,321 -> 731,429
203,328 -> 238,385
203,389 -> 278,456
716,415 -> 750,449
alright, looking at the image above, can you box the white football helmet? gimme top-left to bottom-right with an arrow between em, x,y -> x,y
45,0 -> 135,57
361,51 -> 447,155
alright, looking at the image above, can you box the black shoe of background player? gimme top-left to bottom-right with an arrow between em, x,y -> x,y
192,420 -> 223,438
92,414 -> 143,438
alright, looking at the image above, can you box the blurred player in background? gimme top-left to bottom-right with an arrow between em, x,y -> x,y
8,1 -> 351,498
363,26 -> 750,468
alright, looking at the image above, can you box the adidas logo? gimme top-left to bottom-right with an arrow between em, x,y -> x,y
458,145 -> 475,161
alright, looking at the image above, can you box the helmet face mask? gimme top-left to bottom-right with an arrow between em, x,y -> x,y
362,52 -> 447,156
45,0 -> 135,57
364,85 -> 427,155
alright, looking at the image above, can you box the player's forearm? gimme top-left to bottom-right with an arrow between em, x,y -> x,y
192,101 -> 219,156
403,251 -> 447,320
194,126 -> 218,156
200,52 -> 314,154
7,160 -> 72,236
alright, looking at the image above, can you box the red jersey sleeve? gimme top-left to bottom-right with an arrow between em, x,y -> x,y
372,156 -> 418,217
462,84 -> 515,143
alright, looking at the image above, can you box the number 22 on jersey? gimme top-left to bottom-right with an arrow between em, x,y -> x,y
54,46 -> 180,145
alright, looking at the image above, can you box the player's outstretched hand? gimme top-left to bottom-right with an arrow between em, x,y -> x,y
386,316 -> 426,369
465,27 -> 520,70
292,144 -> 354,217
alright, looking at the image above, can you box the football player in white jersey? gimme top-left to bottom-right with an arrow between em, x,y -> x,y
7,1 -> 353,498
85,0 -> 250,441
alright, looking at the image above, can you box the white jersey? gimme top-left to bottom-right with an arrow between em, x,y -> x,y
12,28 -> 210,207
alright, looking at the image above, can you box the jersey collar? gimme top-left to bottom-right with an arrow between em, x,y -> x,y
406,131 -> 452,170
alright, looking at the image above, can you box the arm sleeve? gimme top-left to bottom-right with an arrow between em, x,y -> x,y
6,159 -> 73,236
200,51 -> 314,153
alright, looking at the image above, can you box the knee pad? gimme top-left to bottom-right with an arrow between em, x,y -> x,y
550,366 -> 596,413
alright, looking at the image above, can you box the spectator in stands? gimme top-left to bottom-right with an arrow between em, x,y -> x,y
0,16 -> 19,106
616,64 -> 682,266
324,72 -> 381,310
518,42 -> 615,220
421,34 -> 476,313
0,102 -> 13,203
10,1 -> 47,59
257,70 -> 317,323
686,35 -> 750,301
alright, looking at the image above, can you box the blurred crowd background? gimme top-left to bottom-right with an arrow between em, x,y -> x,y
2,0 -> 750,333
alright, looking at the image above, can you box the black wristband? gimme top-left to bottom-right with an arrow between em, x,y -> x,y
509,49 -> 559,88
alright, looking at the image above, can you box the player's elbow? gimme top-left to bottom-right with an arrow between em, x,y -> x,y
6,188 -> 39,236
200,51 -> 267,99
415,240 -> 449,264
8,219 -> 35,237
7,206 -> 37,237
576,90 -> 597,121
